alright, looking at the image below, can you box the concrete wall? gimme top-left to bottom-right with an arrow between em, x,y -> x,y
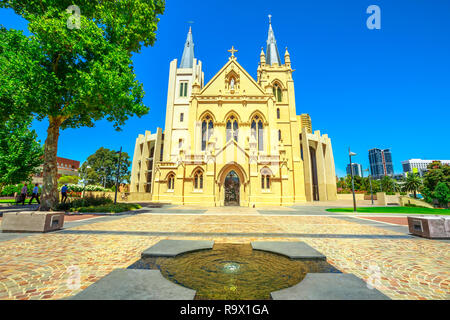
337,194 -> 366,201
84,191 -> 152,202
399,196 -> 434,208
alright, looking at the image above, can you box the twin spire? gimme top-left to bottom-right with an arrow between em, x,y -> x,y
266,15 -> 282,66
179,16 -> 285,68
179,26 -> 194,68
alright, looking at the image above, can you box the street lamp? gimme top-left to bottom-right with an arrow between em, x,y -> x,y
114,147 -> 123,204
364,168 -> 374,205
80,165 -> 91,205
348,148 -> 357,212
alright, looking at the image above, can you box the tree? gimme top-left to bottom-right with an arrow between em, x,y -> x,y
0,115 -> 43,186
80,147 -> 131,188
421,161 -> 450,205
58,174 -> 79,187
381,175 -> 395,193
403,172 -> 422,198
0,1 -> 165,210
432,182 -> 450,208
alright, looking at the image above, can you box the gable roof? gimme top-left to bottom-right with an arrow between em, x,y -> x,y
199,58 -> 266,96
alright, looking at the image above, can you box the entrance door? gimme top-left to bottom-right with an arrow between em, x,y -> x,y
224,171 -> 240,206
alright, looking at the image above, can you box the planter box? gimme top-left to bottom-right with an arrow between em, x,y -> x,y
1,211 -> 65,233
407,216 -> 450,239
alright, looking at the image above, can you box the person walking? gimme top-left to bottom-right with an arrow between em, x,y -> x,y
61,184 -> 68,203
20,183 -> 28,205
29,183 -> 40,205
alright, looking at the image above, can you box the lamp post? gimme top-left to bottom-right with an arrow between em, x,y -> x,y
349,148 -> 357,212
114,147 -> 122,204
364,168 -> 374,205
80,165 -> 91,206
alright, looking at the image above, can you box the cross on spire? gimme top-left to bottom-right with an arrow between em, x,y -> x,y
228,46 -> 238,57
268,14 -> 272,24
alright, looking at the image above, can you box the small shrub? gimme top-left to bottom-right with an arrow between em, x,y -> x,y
54,202 -> 71,211
74,203 -> 141,213
70,195 -> 113,208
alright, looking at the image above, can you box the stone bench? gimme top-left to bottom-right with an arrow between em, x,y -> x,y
1,211 -> 65,233
408,216 -> 450,239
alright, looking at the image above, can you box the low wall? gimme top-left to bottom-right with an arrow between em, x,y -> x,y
84,191 -> 152,202
399,196 -> 434,208
337,194 -> 366,201
376,192 -> 400,206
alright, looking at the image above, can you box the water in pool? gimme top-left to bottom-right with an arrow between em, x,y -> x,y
128,243 -> 340,300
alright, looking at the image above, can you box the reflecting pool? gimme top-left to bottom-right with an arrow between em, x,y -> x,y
128,243 -> 340,300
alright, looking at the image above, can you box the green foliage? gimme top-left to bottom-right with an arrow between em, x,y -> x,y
75,203 -> 141,213
432,182 -> 450,208
402,172 -> 422,198
0,116 -> 43,186
58,175 -> 79,187
0,182 -> 38,196
80,147 -> 131,188
326,207 -> 449,215
381,175 -> 396,193
421,161 -> 450,205
0,0 -> 165,209
54,194 -> 112,211
337,175 -> 381,194
0,184 -> 20,196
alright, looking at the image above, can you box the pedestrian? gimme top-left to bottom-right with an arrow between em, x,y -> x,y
29,183 -> 40,205
61,184 -> 68,203
20,183 -> 28,205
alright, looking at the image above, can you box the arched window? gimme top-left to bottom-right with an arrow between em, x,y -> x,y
167,174 -> 175,190
273,83 -> 282,102
277,108 -> 280,119
251,115 -> 264,151
194,171 -> 203,190
261,175 -> 270,190
278,129 -> 282,141
201,115 -> 214,151
226,115 -> 238,142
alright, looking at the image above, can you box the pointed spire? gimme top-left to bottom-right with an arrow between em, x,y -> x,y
284,47 -> 291,67
266,15 -> 282,66
180,26 -> 194,68
259,47 -> 266,66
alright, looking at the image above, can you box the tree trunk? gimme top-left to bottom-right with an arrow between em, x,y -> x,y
39,116 -> 63,211
414,190 -> 417,199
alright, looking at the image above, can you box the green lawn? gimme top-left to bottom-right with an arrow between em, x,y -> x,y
326,207 -> 449,215
0,199 -> 15,203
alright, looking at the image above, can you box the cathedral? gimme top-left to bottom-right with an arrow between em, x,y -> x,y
130,19 -> 337,206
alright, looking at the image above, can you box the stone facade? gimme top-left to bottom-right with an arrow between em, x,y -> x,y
130,22 -> 337,206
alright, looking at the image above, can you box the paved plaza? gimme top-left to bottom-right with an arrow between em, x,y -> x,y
0,204 -> 449,300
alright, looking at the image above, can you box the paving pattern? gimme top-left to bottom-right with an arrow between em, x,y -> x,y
0,207 -> 449,300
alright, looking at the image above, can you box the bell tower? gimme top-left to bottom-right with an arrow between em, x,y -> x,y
257,15 -> 305,203
163,26 -> 204,162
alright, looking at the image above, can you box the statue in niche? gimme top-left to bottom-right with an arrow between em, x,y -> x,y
230,78 -> 235,90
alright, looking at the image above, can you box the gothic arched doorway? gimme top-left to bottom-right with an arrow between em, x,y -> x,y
224,170 -> 240,206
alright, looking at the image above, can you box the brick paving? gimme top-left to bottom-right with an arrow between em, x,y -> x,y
361,216 -> 409,226
0,209 -> 449,300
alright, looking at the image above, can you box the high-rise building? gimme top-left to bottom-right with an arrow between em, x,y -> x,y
346,163 -> 363,177
368,148 -> 394,179
402,159 -> 450,176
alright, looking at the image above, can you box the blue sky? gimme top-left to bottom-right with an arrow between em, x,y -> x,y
1,0 -> 449,177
